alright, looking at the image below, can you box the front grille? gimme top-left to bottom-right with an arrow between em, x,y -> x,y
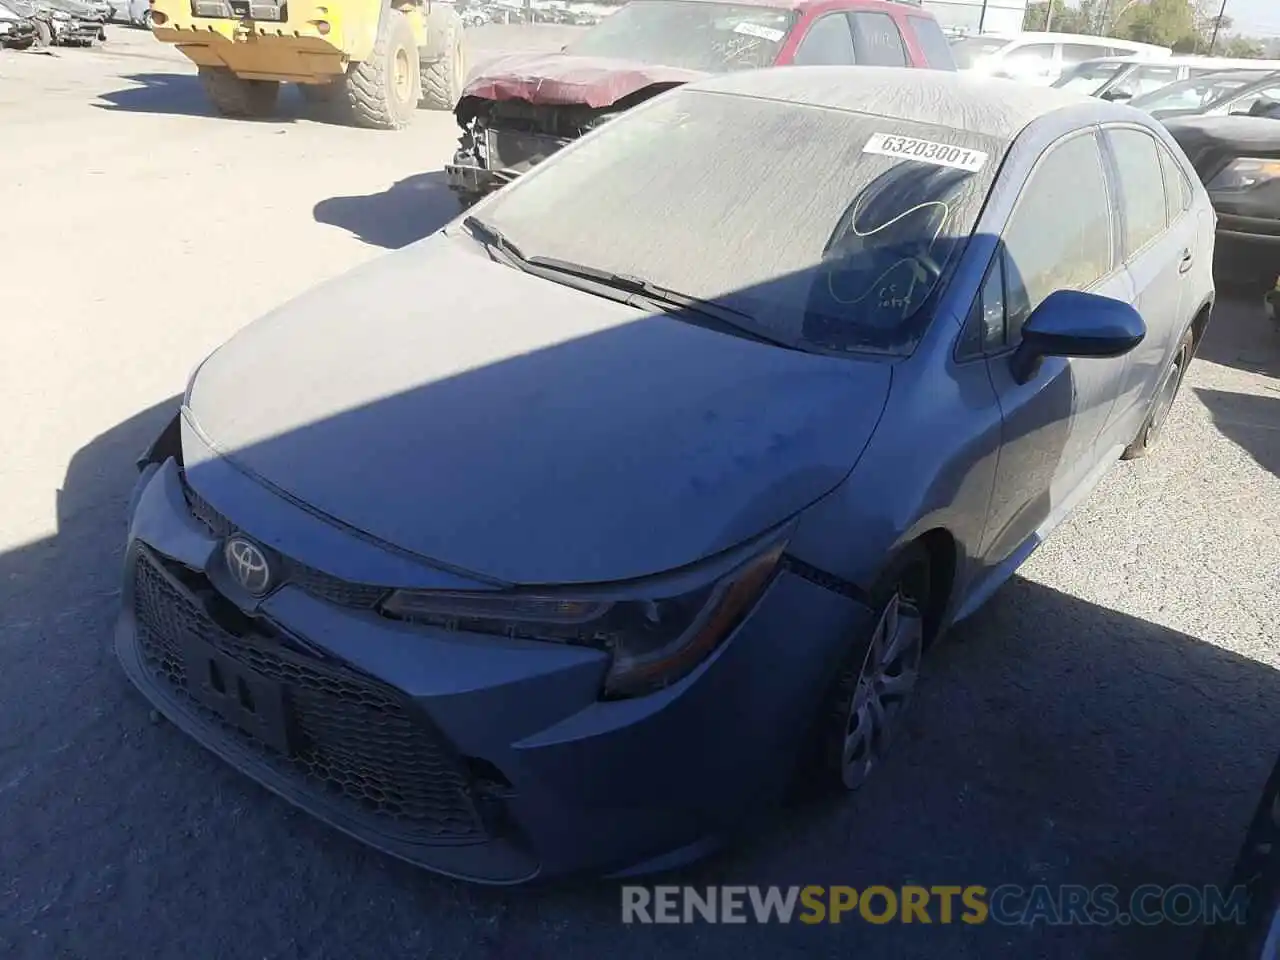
181,478 -> 386,609
133,547 -> 488,844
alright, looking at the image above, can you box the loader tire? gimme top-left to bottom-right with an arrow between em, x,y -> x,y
344,8 -> 419,130
419,9 -> 465,110
198,67 -> 280,119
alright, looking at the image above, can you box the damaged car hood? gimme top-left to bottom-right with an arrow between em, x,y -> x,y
459,51 -> 707,109
183,233 -> 892,586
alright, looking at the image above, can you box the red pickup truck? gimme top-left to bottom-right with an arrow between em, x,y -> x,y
446,0 -> 957,206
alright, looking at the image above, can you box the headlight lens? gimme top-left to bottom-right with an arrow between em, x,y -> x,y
381,543 -> 786,698
1207,157 -> 1280,192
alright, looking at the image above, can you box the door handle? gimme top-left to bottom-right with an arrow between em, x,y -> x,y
1179,249 -> 1194,274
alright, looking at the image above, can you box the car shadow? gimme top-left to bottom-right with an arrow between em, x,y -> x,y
312,171 -> 460,249
1194,386 -> 1280,478
3,274 -> 1278,958
1194,293 -> 1280,377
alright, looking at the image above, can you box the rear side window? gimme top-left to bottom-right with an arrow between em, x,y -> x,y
1002,132 -> 1114,341
1106,127 -> 1169,256
1061,43 -> 1106,66
849,11 -> 907,67
908,15 -> 956,69
1158,144 -> 1193,220
792,13 -> 856,66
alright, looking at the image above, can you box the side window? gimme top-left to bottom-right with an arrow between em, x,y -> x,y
1000,43 -> 1055,76
849,11 -> 908,67
1126,64 -> 1182,97
907,15 -> 955,69
1002,133 -> 1113,342
1107,128 -> 1169,256
1158,144 -> 1193,220
1061,43 -> 1105,66
792,13 -> 856,66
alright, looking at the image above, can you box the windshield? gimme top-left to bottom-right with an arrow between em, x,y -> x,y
563,0 -> 796,73
1203,72 -> 1280,115
1130,70 -> 1268,112
950,37 -> 1008,69
1052,61 -> 1129,95
474,89 -> 1004,355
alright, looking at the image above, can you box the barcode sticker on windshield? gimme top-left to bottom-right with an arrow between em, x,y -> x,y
733,21 -> 785,42
863,133 -> 989,173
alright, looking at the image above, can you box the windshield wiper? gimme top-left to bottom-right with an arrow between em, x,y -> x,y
464,215 -> 529,267
524,254 -> 799,350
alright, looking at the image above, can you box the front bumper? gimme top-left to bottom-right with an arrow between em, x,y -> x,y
116,450 -> 870,883
445,126 -> 573,199
51,17 -> 103,43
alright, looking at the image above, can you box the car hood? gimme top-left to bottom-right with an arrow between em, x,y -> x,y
458,51 -> 707,109
184,234 -> 892,586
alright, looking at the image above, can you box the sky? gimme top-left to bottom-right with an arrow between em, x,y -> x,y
1222,0 -> 1280,38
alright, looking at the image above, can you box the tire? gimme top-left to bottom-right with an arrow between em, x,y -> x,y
419,9 -> 465,111
34,19 -> 51,46
814,544 -> 932,793
197,66 -> 280,119
1121,327 -> 1194,460
344,8 -> 419,130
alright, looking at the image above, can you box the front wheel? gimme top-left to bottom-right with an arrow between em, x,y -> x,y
817,546 -> 931,793
33,19 -> 52,46
1121,328 -> 1194,460
344,8 -> 419,130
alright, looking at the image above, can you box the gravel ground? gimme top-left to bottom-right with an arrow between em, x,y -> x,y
1,27 -> 1279,960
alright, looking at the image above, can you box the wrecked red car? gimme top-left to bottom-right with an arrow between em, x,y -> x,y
445,0 -> 957,206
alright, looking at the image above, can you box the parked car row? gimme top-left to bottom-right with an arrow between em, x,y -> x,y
0,0 -> 110,47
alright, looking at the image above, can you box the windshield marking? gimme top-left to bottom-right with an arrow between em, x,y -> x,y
733,21 -> 785,42
823,196 -> 952,322
863,133 -> 989,172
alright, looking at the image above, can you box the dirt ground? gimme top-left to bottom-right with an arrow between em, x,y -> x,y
1,26 -> 1279,960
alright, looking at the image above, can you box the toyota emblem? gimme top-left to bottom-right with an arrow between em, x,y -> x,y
224,536 -> 274,596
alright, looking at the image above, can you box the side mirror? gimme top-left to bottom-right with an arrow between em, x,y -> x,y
1010,290 -> 1145,384
1101,88 -> 1133,102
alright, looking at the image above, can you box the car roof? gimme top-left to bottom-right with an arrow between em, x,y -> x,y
967,31 -> 1167,50
683,65 -> 1121,140
629,0 -> 926,11
1076,53 -> 1280,68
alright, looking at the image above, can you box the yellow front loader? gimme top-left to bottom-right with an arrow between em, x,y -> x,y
149,0 -> 466,128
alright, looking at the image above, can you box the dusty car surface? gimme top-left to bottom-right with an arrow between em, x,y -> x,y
444,0 -> 957,206
121,67 -> 1215,884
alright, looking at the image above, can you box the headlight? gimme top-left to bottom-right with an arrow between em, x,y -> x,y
1207,157 -> 1280,192
381,542 -> 786,698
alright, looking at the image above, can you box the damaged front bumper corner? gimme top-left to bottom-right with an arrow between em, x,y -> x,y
444,122 -> 573,202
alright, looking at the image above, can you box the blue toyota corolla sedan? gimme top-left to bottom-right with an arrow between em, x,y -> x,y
119,66 -> 1217,884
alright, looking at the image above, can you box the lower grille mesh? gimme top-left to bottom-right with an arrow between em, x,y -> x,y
132,547 -> 487,844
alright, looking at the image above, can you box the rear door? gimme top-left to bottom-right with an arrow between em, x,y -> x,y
973,128 -> 1135,566
1096,125 -> 1189,448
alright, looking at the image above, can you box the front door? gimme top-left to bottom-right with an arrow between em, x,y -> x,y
976,129 -> 1133,567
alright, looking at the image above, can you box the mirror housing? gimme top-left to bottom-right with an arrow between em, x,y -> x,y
1101,88 -> 1133,102
1010,290 -> 1145,384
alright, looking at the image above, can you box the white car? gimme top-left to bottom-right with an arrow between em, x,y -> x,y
951,31 -> 1171,86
